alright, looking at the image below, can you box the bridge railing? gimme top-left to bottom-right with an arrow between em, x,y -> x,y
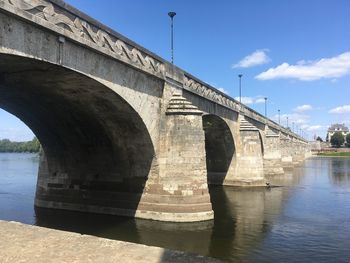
183,73 -> 307,142
2,0 -> 166,77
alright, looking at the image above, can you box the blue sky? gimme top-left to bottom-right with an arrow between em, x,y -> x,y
1,0 -> 349,141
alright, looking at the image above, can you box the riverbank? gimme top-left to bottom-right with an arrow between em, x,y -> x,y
0,220 -> 221,263
316,152 -> 350,157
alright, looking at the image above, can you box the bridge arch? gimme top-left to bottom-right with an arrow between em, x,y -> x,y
0,54 -> 157,215
202,114 -> 235,185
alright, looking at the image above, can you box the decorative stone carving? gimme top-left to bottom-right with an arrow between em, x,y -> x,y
5,0 -> 165,75
183,75 -> 240,112
182,75 -> 305,142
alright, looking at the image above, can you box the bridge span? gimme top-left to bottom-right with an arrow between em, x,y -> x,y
0,0 -> 310,222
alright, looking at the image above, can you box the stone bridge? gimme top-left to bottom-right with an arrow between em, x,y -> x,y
0,0 -> 310,222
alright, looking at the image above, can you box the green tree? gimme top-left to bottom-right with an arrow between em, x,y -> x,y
346,133 -> 350,147
0,137 -> 41,153
316,136 -> 323,142
330,132 -> 345,148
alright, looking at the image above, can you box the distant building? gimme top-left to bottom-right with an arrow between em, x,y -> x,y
326,124 -> 349,143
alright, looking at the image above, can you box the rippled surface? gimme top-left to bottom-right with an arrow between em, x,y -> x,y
1,153 -> 350,262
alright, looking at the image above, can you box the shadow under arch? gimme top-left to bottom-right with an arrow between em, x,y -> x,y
202,114 -> 235,185
0,54 -> 156,217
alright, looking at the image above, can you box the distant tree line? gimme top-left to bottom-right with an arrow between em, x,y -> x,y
0,137 -> 41,153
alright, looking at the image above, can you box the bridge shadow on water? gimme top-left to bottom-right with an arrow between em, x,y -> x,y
34,206 -> 214,257
34,183 -> 290,263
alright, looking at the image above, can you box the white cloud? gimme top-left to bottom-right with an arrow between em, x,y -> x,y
285,113 -> 310,125
255,97 -> 266,104
237,97 -> 253,104
304,125 -> 323,132
272,112 -> 326,139
206,81 -> 229,95
217,87 -> 228,94
272,113 -> 309,126
232,49 -> 270,68
293,104 -> 313,113
256,51 -> 350,81
234,96 -> 266,105
329,105 -> 350,114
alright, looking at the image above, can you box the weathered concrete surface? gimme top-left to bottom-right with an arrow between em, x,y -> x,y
0,221 -> 222,263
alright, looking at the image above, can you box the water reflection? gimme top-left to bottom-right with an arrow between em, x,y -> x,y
34,183 -> 293,262
328,158 -> 350,185
35,207 -> 214,256
208,181 -> 296,262
0,153 -> 38,224
1,154 -> 350,262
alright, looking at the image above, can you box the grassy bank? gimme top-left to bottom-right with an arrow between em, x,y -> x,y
317,152 -> 350,157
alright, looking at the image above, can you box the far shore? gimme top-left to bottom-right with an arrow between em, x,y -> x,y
314,152 -> 350,157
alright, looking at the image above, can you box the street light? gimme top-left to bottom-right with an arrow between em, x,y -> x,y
286,116 -> 289,128
278,109 -> 280,125
168,12 -> 176,64
238,74 -> 243,106
264,97 -> 267,117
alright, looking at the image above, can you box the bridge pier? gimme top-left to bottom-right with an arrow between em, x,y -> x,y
263,130 -> 284,175
280,137 -> 294,169
291,142 -> 304,166
224,117 -> 266,186
152,92 -> 214,222
35,91 -> 214,222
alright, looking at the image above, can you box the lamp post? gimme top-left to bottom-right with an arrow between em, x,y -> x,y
168,12 -> 176,64
278,109 -> 280,125
286,116 -> 289,128
238,74 -> 243,105
264,97 -> 267,117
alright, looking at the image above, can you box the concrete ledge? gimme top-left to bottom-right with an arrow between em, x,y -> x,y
0,220 -> 222,263
35,200 -> 214,223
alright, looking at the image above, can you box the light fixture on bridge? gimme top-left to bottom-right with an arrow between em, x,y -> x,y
168,12 -> 176,64
278,109 -> 280,124
264,97 -> 267,117
238,74 -> 243,106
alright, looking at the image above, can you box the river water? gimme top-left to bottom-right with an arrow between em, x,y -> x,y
0,153 -> 350,262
